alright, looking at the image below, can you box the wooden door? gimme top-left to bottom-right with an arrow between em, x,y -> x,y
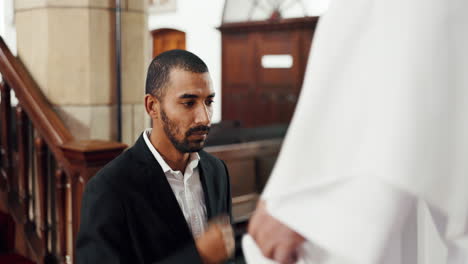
254,30 -> 305,126
151,28 -> 186,57
219,17 -> 317,127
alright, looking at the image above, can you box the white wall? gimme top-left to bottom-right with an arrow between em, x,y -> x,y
0,0 -> 17,105
0,0 -> 17,55
223,0 -> 330,23
148,0 -> 225,123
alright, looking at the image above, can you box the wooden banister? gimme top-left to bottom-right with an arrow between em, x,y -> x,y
0,37 -> 73,173
0,36 -> 127,264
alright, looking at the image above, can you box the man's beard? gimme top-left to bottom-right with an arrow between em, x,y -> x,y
160,108 -> 210,153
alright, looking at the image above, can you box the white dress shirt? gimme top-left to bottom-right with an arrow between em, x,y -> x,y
143,128 -> 207,238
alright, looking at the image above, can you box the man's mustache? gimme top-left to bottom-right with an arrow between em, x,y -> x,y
186,125 -> 210,136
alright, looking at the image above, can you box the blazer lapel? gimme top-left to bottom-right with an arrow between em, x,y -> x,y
131,134 -> 192,240
198,158 -> 216,220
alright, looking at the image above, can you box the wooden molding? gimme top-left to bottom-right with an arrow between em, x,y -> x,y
60,140 -> 127,166
218,16 -> 319,33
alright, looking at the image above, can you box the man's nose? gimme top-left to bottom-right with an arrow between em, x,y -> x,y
194,104 -> 212,126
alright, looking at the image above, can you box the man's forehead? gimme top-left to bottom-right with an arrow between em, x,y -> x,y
168,68 -> 211,81
166,69 -> 213,96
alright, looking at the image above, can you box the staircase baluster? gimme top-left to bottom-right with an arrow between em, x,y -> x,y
0,81 -> 12,190
54,168 -> 67,263
27,126 -> 34,223
16,105 -> 30,219
34,136 -> 48,247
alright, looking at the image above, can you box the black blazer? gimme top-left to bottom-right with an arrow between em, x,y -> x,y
76,134 -> 232,264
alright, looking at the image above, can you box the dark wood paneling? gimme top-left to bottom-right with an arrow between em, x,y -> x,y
220,17 -> 318,127
256,31 -> 299,87
222,34 -> 254,87
221,33 -> 256,127
225,159 -> 256,197
205,139 -> 282,222
255,30 -> 300,126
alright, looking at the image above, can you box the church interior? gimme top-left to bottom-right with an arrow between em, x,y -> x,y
0,0 -> 450,263
0,0 -> 324,263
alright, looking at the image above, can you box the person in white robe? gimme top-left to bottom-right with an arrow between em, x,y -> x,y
243,0 -> 468,263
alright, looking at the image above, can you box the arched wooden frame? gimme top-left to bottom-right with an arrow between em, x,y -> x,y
151,28 -> 186,58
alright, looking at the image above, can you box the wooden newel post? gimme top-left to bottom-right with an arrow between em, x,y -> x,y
59,140 -> 127,264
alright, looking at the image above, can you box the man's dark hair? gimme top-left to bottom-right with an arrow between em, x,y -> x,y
145,49 -> 209,99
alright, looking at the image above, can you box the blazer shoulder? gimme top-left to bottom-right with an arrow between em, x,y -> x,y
86,149 -> 139,194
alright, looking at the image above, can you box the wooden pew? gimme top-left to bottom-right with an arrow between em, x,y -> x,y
205,138 -> 282,255
206,138 -> 282,222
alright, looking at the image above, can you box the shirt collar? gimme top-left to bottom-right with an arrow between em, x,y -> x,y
143,128 -> 200,174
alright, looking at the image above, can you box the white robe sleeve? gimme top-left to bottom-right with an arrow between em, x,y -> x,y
243,0 -> 468,262
265,177 -> 414,264
244,177 -> 414,264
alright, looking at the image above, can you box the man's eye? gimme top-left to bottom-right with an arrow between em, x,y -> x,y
206,100 -> 214,106
183,101 -> 195,107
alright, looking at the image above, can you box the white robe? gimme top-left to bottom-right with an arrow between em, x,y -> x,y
243,0 -> 468,263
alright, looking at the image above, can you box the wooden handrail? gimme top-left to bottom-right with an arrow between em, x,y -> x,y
0,36 -> 127,264
0,37 -> 75,173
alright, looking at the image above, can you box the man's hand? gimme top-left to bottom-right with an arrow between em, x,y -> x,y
248,200 -> 305,264
196,215 -> 234,264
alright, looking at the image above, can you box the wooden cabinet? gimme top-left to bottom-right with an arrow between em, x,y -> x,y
219,17 -> 318,127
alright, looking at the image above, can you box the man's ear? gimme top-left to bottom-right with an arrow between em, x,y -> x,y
144,94 -> 160,120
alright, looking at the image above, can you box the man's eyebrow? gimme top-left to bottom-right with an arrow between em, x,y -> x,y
179,94 -> 198,99
178,93 -> 216,99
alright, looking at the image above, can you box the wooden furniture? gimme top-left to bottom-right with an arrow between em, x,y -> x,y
0,37 -> 127,264
151,28 -> 186,58
219,17 -> 318,127
206,139 -> 282,223
206,138 -> 282,260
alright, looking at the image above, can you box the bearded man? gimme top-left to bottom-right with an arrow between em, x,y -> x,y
76,50 -> 234,264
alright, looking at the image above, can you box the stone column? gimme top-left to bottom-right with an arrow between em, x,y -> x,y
15,0 -> 150,145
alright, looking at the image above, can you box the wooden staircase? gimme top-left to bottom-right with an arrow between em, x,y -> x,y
0,37 -> 127,264
0,211 -> 35,264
